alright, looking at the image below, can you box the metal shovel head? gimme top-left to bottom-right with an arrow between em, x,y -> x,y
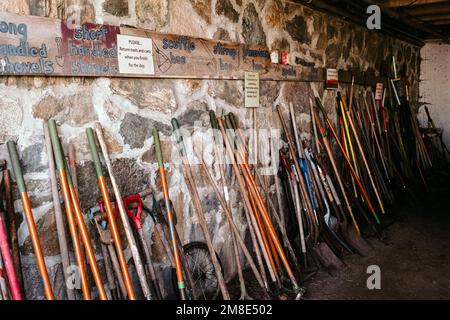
313,242 -> 345,271
325,214 -> 338,231
341,223 -> 373,256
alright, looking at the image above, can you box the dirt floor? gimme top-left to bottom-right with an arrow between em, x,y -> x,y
229,170 -> 450,300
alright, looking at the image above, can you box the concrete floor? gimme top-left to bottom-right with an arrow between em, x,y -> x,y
305,175 -> 450,300
229,171 -> 450,300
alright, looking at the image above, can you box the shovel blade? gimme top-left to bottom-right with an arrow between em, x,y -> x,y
342,224 -> 373,256
313,242 -> 345,271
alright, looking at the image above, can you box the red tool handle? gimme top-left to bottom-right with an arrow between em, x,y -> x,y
115,194 -> 143,230
0,216 -> 22,300
97,199 -> 119,222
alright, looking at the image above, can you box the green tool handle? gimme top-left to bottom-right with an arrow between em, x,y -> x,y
209,111 -> 221,145
228,112 -> 238,130
63,157 -> 74,186
224,114 -> 232,130
315,96 -> 328,119
226,113 -> 245,147
171,118 -> 182,142
7,141 -> 26,193
152,128 -> 164,169
48,120 -> 66,171
48,120 -> 73,184
86,128 -> 104,178
224,115 -> 238,148
171,118 -> 188,158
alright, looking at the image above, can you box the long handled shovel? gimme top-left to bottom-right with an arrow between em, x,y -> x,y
153,128 -> 187,300
0,214 -> 21,299
227,114 -> 301,274
171,118 -> 230,300
310,110 -> 373,255
313,92 -> 379,223
218,117 -> 304,299
0,252 -> 9,299
48,120 -> 107,300
208,111 -> 251,300
193,147 -> 269,299
43,123 -> 75,300
120,194 -> 163,299
87,126 -> 140,300
2,168 -> 25,295
338,92 -> 385,215
88,205 -> 127,299
220,117 -> 282,290
7,141 -> 55,300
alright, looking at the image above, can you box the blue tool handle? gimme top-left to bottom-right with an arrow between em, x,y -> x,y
299,158 -> 317,210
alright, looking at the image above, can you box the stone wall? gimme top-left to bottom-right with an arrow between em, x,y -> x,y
0,0 -> 421,299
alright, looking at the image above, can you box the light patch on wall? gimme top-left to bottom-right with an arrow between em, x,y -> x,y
420,43 -> 450,148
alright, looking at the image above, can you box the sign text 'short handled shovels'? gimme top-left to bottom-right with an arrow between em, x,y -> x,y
7,141 -> 55,300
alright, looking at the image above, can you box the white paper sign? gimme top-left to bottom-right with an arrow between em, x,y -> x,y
245,71 -> 260,108
117,35 -> 154,75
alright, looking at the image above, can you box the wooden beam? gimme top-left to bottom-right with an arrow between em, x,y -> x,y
403,2 -> 450,16
379,0 -> 448,8
416,12 -> 450,21
431,19 -> 450,25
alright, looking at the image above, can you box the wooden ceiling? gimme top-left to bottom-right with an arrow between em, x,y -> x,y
375,0 -> 450,40
295,0 -> 450,45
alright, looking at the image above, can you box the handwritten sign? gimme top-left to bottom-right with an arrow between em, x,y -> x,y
117,34 -> 154,75
245,72 -> 260,108
0,12 -> 383,85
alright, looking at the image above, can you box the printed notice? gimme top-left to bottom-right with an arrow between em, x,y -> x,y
117,34 -> 154,75
325,68 -> 338,89
375,82 -> 383,101
245,71 -> 260,108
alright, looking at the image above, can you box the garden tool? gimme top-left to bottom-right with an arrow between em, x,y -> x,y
119,193 -> 163,299
88,205 -> 127,299
313,91 -> 379,223
304,147 -> 353,254
0,214 -> 21,299
153,128 -> 187,300
208,111 -> 254,300
171,118 -> 230,300
7,140 -> 55,300
0,251 -> 9,299
193,147 -> 269,299
227,113 -> 301,274
49,120 -> 106,300
43,123 -> 75,300
87,126 -> 139,300
1,165 -> 25,295
218,116 -> 305,300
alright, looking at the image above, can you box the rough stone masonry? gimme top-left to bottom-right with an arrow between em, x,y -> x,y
0,0 -> 420,299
